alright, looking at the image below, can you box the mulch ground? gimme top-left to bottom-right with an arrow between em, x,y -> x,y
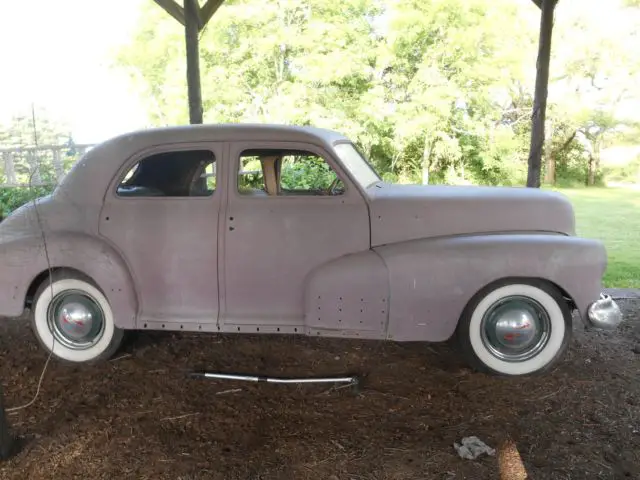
0,296 -> 638,480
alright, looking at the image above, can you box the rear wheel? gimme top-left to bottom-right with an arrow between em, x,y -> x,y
456,280 -> 572,376
30,273 -> 124,364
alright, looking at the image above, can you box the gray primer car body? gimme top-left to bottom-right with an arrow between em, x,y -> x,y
0,124 -> 608,342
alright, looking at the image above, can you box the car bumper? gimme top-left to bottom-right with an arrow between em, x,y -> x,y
586,293 -> 623,330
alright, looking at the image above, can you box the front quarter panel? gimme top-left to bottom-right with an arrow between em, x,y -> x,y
375,234 -> 606,342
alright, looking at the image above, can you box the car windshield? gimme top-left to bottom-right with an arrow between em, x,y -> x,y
333,143 -> 381,189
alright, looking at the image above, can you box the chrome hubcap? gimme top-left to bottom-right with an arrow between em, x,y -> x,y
47,290 -> 105,350
480,295 -> 551,362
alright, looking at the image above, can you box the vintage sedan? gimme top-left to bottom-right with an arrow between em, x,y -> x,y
0,124 -> 623,375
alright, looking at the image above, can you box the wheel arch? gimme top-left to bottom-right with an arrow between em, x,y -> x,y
26,267 -> 102,307
18,233 -> 139,329
456,275 -> 577,334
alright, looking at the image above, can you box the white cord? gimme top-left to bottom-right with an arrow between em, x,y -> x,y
6,349 -> 53,414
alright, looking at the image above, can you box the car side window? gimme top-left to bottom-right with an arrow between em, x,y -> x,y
237,155 -> 267,196
117,149 -> 216,197
237,149 -> 344,197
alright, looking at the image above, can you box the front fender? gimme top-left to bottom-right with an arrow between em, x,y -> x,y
0,232 -> 138,328
374,234 -> 606,342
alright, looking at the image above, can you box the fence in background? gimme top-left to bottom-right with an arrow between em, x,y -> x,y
0,144 -> 94,187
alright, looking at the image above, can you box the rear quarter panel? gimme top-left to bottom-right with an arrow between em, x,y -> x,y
374,234 -> 606,342
0,232 -> 137,328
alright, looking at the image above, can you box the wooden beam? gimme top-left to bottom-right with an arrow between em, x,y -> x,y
526,0 -> 558,188
199,0 -> 225,30
185,0 -> 204,124
153,0 -> 185,25
152,0 -> 226,124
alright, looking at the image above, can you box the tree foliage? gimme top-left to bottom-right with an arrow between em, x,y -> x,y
114,0 -> 640,186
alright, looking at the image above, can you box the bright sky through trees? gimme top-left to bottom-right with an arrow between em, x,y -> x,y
0,0 -> 148,143
0,0 -> 638,188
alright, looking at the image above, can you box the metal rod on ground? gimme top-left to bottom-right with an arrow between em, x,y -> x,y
0,385 -> 16,461
190,372 -> 360,386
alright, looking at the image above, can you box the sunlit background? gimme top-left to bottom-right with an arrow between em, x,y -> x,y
0,0 -> 147,142
1,0 -> 639,146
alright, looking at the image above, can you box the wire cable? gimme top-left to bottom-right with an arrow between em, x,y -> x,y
6,104 -> 55,413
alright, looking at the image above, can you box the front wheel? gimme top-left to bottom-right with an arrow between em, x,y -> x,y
30,273 -> 124,364
456,280 -> 572,376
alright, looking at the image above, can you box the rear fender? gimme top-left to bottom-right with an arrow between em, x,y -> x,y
0,233 -> 138,328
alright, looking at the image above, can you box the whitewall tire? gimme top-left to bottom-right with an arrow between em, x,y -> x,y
30,273 -> 124,364
456,280 -> 572,376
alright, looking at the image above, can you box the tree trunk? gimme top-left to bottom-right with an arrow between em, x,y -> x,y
593,139 -> 601,186
185,0 -> 203,124
527,0 -> 558,188
422,137 -> 434,185
587,154 -> 595,186
544,153 -> 556,185
543,122 -> 555,185
421,166 -> 430,185
0,385 -> 15,460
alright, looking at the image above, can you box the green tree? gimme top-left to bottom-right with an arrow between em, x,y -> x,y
114,0 -> 640,188
543,0 -> 640,185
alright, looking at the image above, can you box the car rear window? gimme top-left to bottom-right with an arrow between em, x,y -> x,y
117,149 -> 216,198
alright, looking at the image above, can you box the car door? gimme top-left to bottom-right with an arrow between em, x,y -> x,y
220,141 -> 371,331
98,142 -> 225,329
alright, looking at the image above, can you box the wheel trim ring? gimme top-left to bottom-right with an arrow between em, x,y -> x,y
479,295 -> 552,363
46,289 -> 106,350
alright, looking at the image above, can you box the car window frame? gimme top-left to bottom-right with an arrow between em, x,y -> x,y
231,141 -> 358,201
106,142 -> 224,203
332,140 -> 382,190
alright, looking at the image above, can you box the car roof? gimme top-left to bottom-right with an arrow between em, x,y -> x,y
103,123 -> 349,147
54,123 -> 350,204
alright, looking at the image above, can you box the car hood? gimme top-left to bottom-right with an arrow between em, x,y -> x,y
367,183 -> 575,247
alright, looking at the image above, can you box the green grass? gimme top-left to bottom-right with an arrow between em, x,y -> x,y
555,187 -> 640,289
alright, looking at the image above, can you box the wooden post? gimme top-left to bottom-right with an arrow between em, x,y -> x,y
184,0 -> 203,124
0,153 -> 5,184
0,385 -> 15,460
27,151 -> 42,186
3,152 -> 16,185
153,0 -> 225,125
526,0 -> 558,188
52,148 -> 64,182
